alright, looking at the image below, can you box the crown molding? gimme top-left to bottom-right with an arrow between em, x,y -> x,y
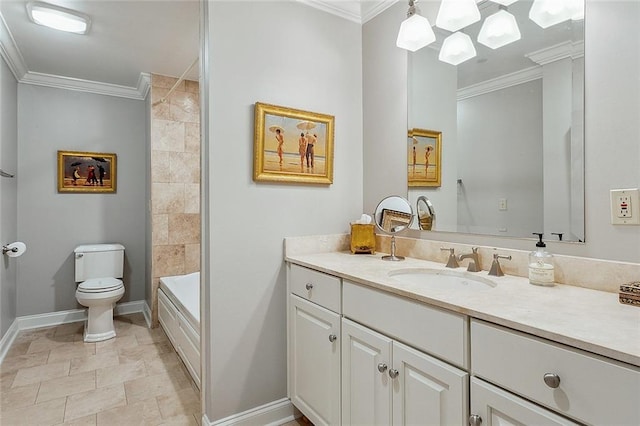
0,12 -> 28,80
526,40 -> 585,66
20,71 -> 150,100
296,0 -> 362,23
361,0 -> 399,24
457,65 -> 542,101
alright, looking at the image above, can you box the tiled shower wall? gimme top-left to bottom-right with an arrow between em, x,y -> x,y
150,74 -> 200,325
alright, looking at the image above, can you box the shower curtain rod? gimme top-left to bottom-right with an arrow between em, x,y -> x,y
154,57 -> 199,106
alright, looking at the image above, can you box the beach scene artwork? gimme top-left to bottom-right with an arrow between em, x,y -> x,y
407,128 -> 442,187
58,151 -> 117,193
254,102 -> 334,184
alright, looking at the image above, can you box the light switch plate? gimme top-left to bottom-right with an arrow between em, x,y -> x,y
610,188 -> 640,225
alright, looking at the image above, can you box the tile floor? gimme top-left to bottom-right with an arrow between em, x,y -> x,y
0,313 -> 201,425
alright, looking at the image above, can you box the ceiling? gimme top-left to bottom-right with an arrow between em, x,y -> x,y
0,0 -> 395,99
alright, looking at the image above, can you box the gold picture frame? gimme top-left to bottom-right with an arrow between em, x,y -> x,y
57,150 -> 117,193
254,102 -> 334,185
408,128 -> 442,187
381,208 -> 413,232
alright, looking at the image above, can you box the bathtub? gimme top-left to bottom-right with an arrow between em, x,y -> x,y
158,272 -> 200,388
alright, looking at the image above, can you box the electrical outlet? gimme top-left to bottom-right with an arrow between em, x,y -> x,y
498,198 -> 507,211
610,188 -> 640,225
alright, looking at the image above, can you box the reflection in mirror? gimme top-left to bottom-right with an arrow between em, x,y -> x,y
408,0 -> 585,243
416,196 -> 435,231
374,196 -> 414,261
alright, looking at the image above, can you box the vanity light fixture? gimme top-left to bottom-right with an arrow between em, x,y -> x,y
396,0 -> 436,52
477,8 -> 521,49
26,1 -> 90,35
529,0 -> 580,29
439,32 -> 477,65
436,0 -> 481,32
489,0 -> 519,5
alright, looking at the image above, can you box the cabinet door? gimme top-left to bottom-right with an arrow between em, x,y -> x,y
342,318 -> 393,426
391,341 -> 468,426
470,377 -> 579,425
289,295 -> 341,426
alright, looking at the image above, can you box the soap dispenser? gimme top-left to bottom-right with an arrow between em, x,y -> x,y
529,233 -> 555,286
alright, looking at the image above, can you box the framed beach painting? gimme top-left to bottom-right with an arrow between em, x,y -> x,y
254,102 -> 334,185
407,128 -> 442,187
57,151 -> 117,193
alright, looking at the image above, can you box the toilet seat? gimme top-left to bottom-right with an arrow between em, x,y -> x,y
78,277 -> 123,293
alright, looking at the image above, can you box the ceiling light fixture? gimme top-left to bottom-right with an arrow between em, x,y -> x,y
477,8 -> 521,49
436,0 -> 481,32
490,0 -> 519,5
529,0 -> 579,29
439,32 -> 477,65
396,0 -> 436,52
26,1 -> 90,35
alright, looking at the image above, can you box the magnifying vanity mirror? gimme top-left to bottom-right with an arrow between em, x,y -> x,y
407,0 -> 585,243
416,196 -> 435,231
374,196 -> 414,261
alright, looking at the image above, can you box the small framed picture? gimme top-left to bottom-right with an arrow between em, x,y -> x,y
254,102 -> 334,185
57,151 -> 117,193
408,128 -> 442,187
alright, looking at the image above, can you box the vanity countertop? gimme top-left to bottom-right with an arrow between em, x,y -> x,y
286,251 -> 640,367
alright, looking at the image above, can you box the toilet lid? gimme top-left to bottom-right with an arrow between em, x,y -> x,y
78,277 -> 123,292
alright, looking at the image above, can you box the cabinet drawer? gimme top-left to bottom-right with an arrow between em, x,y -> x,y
471,320 -> 640,425
290,264 -> 341,313
343,280 -> 468,369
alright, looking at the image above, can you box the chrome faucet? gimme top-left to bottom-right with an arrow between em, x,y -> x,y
458,247 -> 481,272
440,247 -> 459,268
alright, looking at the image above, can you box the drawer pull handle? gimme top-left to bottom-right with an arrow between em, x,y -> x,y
543,373 -> 561,388
377,363 -> 388,373
305,283 -> 314,290
328,334 -> 337,343
388,369 -> 399,379
468,414 -> 482,426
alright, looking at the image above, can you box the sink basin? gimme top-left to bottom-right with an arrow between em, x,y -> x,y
388,268 -> 496,290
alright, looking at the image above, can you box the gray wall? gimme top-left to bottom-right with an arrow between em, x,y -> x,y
16,85 -> 147,316
203,1 -> 363,421
1,56 -> 18,338
363,0 -> 640,262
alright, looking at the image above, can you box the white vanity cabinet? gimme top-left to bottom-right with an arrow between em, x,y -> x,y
470,320 -> 640,425
288,265 -> 342,426
342,318 -> 468,426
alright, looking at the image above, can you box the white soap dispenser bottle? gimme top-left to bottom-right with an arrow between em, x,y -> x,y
529,233 -> 555,286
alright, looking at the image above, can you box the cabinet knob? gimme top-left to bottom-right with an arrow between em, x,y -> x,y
468,414 -> 482,426
543,373 -> 561,388
377,363 -> 388,373
388,369 -> 399,379
305,283 -> 313,290
328,334 -> 337,343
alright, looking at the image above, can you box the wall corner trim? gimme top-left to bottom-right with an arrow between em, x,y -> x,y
205,398 -> 298,426
0,12 -> 28,80
0,320 -> 20,364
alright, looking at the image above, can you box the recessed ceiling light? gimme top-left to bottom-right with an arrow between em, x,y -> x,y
26,2 -> 91,35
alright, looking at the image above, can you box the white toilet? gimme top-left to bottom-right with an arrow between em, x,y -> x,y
74,244 -> 125,342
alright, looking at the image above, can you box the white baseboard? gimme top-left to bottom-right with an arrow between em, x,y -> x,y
0,320 -> 20,364
204,398 -> 298,426
0,299 -> 147,362
143,301 -> 152,328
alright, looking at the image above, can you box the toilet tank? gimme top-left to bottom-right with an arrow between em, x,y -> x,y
74,244 -> 124,282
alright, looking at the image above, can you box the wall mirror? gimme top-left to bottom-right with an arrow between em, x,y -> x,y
408,0 -> 585,243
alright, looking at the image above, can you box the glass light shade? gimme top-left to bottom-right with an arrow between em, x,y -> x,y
439,32 -> 477,65
397,13 -> 436,52
478,10 -> 521,49
436,0 -> 481,32
529,0 -> 578,29
490,0 -> 519,5
27,2 -> 89,34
